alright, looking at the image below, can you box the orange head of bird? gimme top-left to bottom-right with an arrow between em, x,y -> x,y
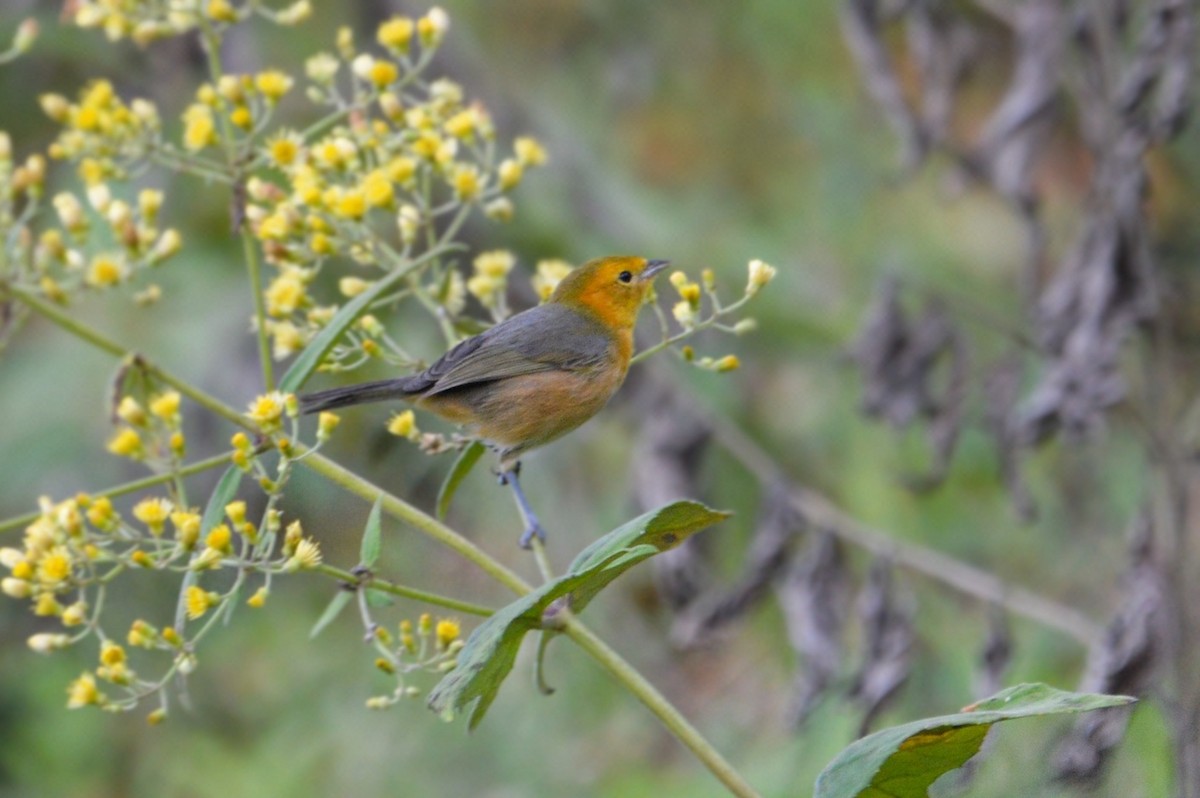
549,256 -> 671,332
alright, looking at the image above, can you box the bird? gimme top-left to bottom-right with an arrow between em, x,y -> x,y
300,255 -> 671,547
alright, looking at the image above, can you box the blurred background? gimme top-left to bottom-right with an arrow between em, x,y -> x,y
0,1 -> 1195,796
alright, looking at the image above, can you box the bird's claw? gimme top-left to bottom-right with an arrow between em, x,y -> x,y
518,520 -> 546,549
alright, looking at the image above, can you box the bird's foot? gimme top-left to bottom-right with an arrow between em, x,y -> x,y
518,518 -> 546,549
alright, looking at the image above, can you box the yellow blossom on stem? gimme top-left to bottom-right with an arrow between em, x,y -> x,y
185,585 -> 219,620
387,410 -> 418,439
205,523 -> 232,553
133,497 -> 172,535
286,537 -> 322,571
265,270 -> 307,317
149,391 -> 181,423
377,16 -> 414,52
254,70 -> 293,102
514,136 -> 548,167
247,587 -> 269,608
86,255 -> 126,288
66,672 -> 103,708
182,104 -> 216,152
435,618 -> 460,648
107,427 -> 143,459
117,396 -> 147,426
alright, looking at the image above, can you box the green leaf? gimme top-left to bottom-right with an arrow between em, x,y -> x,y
309,590 -> 353,640
280,249 -> 446,393
437,441 -> 486,520
814,683 -> 1136,798
200,465 -> 242,536
360,495 -> 383,567
428,500 -> 729,729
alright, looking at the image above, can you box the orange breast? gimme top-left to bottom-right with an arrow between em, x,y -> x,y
418,362 -> 628,461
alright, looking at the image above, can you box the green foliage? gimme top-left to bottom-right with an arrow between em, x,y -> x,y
429,500 -> 729,728
814,684 -> 1136,798
437,440 -> 486,520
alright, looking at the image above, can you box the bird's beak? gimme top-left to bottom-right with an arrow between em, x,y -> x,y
641,259 -> 671,281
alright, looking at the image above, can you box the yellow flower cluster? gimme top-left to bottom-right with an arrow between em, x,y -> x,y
108,389 -> 187,464
2,497 -> 92,624
181,69 -> 295,154
70,0 -> 311,47
365,613 -> 465,710
43,80 -> 160,173
467,250 -> 516,314
236,12 -> 546,368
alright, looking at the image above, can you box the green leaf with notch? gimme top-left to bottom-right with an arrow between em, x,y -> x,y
814,683 -> 1136,798
427,500 -> 729,729
437,441 -> 486,520
360,495 -> 383,567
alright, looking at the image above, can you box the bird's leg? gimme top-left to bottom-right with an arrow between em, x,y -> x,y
498,461 -> 545,549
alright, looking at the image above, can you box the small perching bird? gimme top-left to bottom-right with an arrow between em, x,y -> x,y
300,255 -> 670,547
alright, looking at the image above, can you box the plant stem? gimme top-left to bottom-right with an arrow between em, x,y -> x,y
564,618 -> 762,798
314,563 -> 493,617
0,451 -> 235,535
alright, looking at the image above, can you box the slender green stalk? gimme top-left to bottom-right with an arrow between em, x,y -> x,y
0,450 -> 234,535
198,23 -> 275,390
529,537 -> 556,583
564,618 -> 761,798
314,563 -> 493,618
11,288 -> 761,798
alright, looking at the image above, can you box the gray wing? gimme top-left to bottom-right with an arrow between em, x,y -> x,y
409,304 -> 615,396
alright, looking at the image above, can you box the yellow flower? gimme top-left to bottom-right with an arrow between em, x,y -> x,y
171,510 -> 201,549
435,618 -> 460,648
745,259 -> 776,296
254,70 -> 293,102
451,164 -> 482,201
377,16 -> 414,51
715,354 -> 741,372
286,537 -> 322,570
229,105 -> 253,130
205,523 -> 232,553
66,672 -> 103,708
417,7 -> 450,47
339,277 -> 370,297
673,300 -> 696,328
107,427 -> 143,459
207,0 -> 238,23
149,391 -> 181,422
306,52 -> 339,84
498,158 -> 523,191
444,109 -> 478,139
267,132 -> 300,166
247,587 -> 269,608
258,212 -> 290,241
269,320 -> 304,359
86,496 -> 117,530
514,136 -> 547,167
361,170 -> 394,208
317,411 -> 340,441
474,250 -> 514,279
182,104 -> 216,152
133,497 -> 173,534
369,61 -> 399,88
185,585 -> 218,619
117,396 -> 147,426
246,390 -> 292,430
224,501 -> 247,525
333,189 -> 367,220
265,270 -> 307,317
86,255 -> 125,288
38,548 -> 71,584
532,259 -> 572,302
61,601 -> 87,626
386,410 -> 418,439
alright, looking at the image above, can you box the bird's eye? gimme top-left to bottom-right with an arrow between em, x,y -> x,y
618,270 -> 633,284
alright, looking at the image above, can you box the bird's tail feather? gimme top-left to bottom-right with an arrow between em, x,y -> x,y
299,378 -> 417,414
